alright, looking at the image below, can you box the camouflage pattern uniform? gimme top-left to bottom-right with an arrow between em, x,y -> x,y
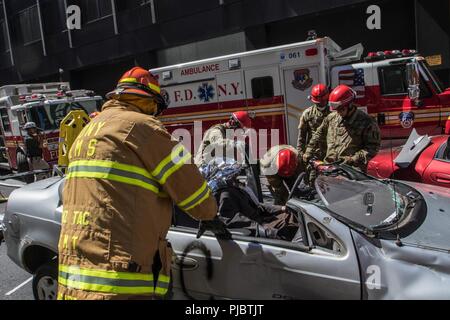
194,124 -> 237,167
304,107 -> 381,172
297,104 -> 330,184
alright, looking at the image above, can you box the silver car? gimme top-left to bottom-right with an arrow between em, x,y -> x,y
2,163 -> 450,300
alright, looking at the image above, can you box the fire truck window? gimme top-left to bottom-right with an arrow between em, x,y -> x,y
251,76 -> 274,99
29,107 -> 52,131
0,109 -> 11,132
379,66 -> 408,95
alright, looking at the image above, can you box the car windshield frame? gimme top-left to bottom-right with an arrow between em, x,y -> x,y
418,60 -> 445,94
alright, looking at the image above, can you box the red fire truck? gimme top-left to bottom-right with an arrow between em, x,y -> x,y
151,37 -> 450,154
0,83 -> 103,172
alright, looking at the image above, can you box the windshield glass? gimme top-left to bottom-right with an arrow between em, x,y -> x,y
419,60 -> 445,93
27,99 -> 102,131
315,170 -> 411,231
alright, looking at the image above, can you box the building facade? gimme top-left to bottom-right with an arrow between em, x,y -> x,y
0,0 -> 448,95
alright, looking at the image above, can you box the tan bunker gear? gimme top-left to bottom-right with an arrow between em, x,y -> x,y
58,99 -> 217,300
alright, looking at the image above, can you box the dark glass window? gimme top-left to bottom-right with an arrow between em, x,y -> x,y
379,65 -> 408,95
115,0 -> 151,12
17,5 -> 41,45
0,108 -> 11,132
0,20 -> 8,52
379,64 -> 431,98
81,0 -> 112,23
40,0 -> 66,36
251,76 -> 274,99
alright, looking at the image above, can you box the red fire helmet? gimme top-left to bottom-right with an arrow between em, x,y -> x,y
328,85 -> 356,111
231,111 -> 252,129
106,66 -> 167,114
310,84 -> 330,105
276,148 -> 298,178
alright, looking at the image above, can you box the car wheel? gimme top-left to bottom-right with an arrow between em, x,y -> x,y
32,261 -> 58,300
16,152 -> 29,173
16,152 -> 34,184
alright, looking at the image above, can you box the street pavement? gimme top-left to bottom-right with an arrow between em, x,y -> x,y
0,177 -> 34,300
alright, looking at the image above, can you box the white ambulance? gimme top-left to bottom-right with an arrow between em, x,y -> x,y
151,36 -> 450,152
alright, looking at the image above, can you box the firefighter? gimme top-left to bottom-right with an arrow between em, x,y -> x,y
260,145 -> 300,205
194,111 -> 253,166
303,85 -> 381,172
23,122 -> 50,179
57,67 -> 218,300
297,84 -> 331,185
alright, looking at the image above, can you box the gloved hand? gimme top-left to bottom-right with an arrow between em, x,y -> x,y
197,216 -> 232,240
341,156 -> 355,165
302,153 -> 312,164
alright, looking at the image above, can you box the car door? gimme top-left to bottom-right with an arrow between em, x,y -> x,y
168,201 -> 361,300
422,138 -> 450,187
376,63 -> 442,139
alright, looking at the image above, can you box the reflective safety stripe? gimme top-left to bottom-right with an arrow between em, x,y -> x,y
178,181 -> 211,212
119,77 -> 161,94
67,160 -> 164,195
155,274 -> 171,296
58,265 -> 154,295
152,145 -> 191,185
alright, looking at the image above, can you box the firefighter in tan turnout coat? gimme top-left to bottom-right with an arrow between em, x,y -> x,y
57,67 -> 217,300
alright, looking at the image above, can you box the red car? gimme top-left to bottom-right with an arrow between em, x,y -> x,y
368,130 -> 450,188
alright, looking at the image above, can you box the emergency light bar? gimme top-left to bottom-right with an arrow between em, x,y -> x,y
365,49 -> 418,62
19,94 -> 46,103
19,89 -> 96,103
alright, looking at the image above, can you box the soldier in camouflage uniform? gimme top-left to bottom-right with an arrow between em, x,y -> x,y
297,84 -> 331,185
194,111 -> 252,166
303,85 -> 381,172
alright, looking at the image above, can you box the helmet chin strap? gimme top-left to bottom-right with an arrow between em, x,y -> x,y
317,104 -> 327,111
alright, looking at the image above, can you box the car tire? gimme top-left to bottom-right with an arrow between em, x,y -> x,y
32,261 -> 58,300
16,152 -> 34,184
16,152 -> 29,172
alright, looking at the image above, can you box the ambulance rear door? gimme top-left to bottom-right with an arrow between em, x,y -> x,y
244,66 -> 285,156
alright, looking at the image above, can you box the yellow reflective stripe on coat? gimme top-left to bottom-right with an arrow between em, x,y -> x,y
119,77 -> 161,94
152,145 -> 191,185
59,265 -> 154,295
67,160 -> 164,195
155,274 -> 171,296
177,181 -> 211,212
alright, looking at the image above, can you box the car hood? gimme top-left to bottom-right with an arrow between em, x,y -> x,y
17,176 -> 62,191
401,181 -> 450,251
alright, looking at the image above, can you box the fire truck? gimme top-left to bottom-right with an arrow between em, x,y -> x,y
0,83 -> 103,172
151,37 -> 450,154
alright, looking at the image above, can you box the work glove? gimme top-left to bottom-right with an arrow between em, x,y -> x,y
302,153 -> 312,164
197,216 -> 232,240
341,156 -> 355,166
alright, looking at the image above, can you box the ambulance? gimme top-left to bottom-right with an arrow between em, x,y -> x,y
0,83 -> 103,171
151,37 -> 450,153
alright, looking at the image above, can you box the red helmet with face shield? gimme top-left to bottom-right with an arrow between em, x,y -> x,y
230,111 -> 252,129
328,85 -> 356,111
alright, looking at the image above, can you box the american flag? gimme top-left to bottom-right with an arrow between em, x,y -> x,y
338,68 -> 366,98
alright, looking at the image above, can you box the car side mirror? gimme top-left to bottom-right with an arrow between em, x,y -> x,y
406,62 -> 420,102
